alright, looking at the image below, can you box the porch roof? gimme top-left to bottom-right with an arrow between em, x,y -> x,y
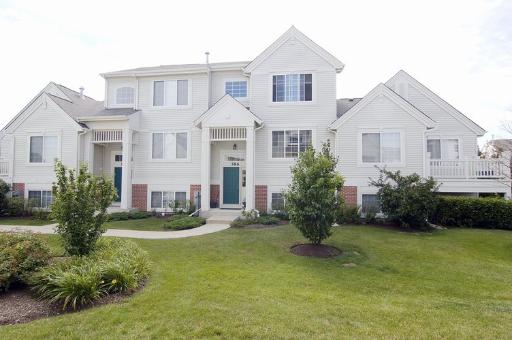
194,94 -> 263,129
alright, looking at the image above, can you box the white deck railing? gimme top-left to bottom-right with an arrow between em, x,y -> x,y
429,159 -> 506,179
93,129 -> 123,143
210,127 -> 247,141
0,160 -> 10,177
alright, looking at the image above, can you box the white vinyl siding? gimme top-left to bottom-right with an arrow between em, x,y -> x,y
28,190 -> 53,208
271,129 -> 312,158
115,87 -> 134,105
153,80 -> 189,107
29,135 -> 58,164
427,139 -> 459,160
150,191 -> 186,209
361,132 -> 401,164
151,132 -> 189,161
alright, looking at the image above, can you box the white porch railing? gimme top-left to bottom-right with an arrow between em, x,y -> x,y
93,129 -> 123,143
429,159 -> 506,179
0,160 -> 9,176
210,127 -> 247,141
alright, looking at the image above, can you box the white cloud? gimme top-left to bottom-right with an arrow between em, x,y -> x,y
0,0 -> 510,144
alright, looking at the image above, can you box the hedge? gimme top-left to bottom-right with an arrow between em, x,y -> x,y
432,196 -> 512,230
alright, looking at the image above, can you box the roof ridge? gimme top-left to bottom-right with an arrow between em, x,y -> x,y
53,82 -> 98,101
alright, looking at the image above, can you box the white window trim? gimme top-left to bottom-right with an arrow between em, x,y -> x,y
357,128 -> 405,167
146,186 -> 189,212
267,127 -> 316,161
224,78 -> 249,99
149,130 -> 191,163
115,86 -> 135,106
25,186 -> 53,210
151,79 -> 192,109
268,71 -> 317,105
426,137 -> 463,160
26,132 -> 61,166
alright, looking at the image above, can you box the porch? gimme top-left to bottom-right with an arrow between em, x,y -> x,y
428,159 -> 507,179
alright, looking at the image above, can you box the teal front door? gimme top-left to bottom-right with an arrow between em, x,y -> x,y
223,167 -> 240,205
114,167 -> 122,202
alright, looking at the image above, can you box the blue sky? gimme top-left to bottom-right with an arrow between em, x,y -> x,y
0,0 -> 510,144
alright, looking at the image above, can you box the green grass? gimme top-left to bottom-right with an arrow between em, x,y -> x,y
1,225 -> 512,338
0,217 -> 52,226
103,217 -> 167,231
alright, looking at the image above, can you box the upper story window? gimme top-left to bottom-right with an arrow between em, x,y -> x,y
225,81 -> 247,98
427,139 -> 459,160
272,74 -> 312,102
153,80 -> 189,107
152,132 -> 189,160
362,132 -> 401,164
29,135 -> 58,164
116,87 -> 134,105
272,129 -> 312,158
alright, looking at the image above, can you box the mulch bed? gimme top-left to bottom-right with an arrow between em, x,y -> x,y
290,243 -> 342,258
0,284 -> 143,326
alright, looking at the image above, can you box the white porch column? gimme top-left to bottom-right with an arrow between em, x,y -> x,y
200,127 -> 211,211
84,131 -> 94,173
245,126 -> 255,210
121,128 -> 132,209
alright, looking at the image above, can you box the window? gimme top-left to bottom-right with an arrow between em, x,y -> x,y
271,193 -> 285,211
225,81 -> 247,98
427,139 -> 459,160
150,191 -> 186,209
272,74 -> 312,102
361,194 -> 380,214
29,135 -> 58,163
362,132 -> 401,163
152,132 -> 189,160
28,190 -> 53,208
153,80 -> 189,106
272,129 -> 312,158
115,87 -> 134,105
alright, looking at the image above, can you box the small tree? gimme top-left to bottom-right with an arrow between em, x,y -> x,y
284,143 -> 344,245
0,179 -> 10,214
370,168 -> 439,230
51,162 -> 117,256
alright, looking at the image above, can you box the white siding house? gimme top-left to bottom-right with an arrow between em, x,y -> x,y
0,26 -> 509,214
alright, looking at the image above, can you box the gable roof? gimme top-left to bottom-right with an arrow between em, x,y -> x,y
386,70 -> 486,136
194,94 -> 263,128
330,83 -> 437,130
243,26 -> 345,74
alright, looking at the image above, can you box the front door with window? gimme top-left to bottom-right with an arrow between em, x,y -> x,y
113,153 -> 122,202
222,167 -> 240,207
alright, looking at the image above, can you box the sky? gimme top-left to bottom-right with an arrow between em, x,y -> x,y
0,0 -> 510,145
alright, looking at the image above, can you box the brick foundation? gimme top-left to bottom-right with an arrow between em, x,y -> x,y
131,184 -> 148,211
12,183 -> 25,198
341,186 -> 357,206
255,185 -> 267,213
210,184 -> 220,208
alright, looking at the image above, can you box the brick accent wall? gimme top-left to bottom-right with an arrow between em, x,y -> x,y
210,184 -> 220,208
190,184 -> 201,207
341,186 -> 357,206
12,183 -> 25,198
255,185 -> 267,213
132,184 -> 148,211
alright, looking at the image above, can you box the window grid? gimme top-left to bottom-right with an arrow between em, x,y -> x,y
116,87 -> 134,105
272,129 -> 312,158
225,81 -> 247,98
272,74 -> 312,102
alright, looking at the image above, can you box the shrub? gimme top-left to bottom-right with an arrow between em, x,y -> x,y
0,179 -> 9,214
31,238 -> 150,309
51,162 -> 117,256
364,206 -> 379,225
256,215 -> 280,225
284,143 -> 344,245
370,168 -> 439,230
336,205 -> 362,225
432,196 -> 512,229
107,211 -> 150,221
164,216 -> 206,230
0,232 -> 51,291
6,197 -> 26,217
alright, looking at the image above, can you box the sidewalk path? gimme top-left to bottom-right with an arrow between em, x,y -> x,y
0,223 -> 229,240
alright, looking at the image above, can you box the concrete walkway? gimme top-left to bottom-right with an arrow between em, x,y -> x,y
0,223 -> 230,240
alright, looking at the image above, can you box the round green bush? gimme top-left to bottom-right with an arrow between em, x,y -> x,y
0,232 -> 51,291
164,216 -> 206,230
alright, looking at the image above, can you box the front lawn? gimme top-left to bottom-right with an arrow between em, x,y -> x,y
0,217 -> 52,226
103,216 -> 167,231
1,225 -> 512,338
